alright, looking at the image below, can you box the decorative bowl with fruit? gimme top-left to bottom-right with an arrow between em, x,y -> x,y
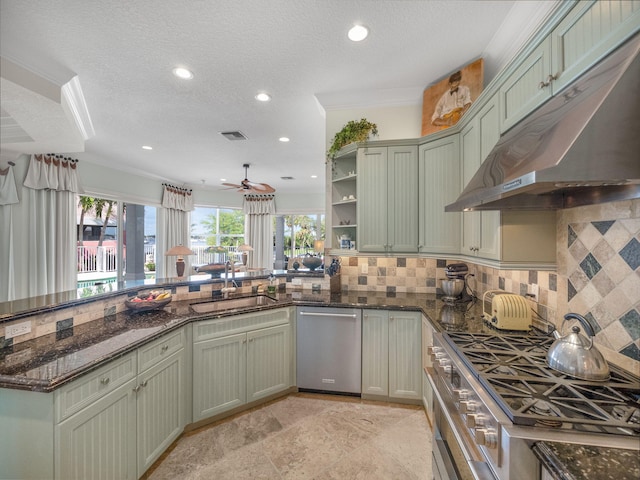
124,290 -> 172,311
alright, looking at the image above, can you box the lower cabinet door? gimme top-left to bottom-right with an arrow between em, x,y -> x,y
137,349 -> 186,475
247,324 -> 291,402
362,309 -> 389,397
193,333 -> 246,421
389,311 -> 422,400
56,378 -> 137,480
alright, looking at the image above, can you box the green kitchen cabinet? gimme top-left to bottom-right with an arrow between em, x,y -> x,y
362,309 -> 389,397
192,308 -> 293,422
357,145 -> 419,253
460,95 -> 501,259
55,327 -> 188,479
418,135 -> 461,255
500,0 -> 640,132
56,376 -> 138,479
136,336 -> 188,474
362,309 -> 422,402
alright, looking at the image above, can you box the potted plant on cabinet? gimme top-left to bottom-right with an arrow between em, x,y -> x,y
326,118 -> 378,161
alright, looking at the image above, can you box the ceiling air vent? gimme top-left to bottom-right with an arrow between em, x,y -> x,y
281,176 -> 295,180
220,131 -> 248,141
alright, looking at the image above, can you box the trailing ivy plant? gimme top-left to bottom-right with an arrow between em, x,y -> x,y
326,118 -> 378,161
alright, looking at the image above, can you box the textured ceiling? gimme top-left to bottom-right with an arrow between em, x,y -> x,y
0,1 -> 557,196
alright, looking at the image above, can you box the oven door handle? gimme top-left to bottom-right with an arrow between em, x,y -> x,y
428,373 -> 496,479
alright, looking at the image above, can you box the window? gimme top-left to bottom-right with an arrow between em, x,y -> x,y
76,196 -> 157,289
190,207 -> 245,265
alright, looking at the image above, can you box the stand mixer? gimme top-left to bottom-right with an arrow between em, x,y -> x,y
441,263 -> 474,303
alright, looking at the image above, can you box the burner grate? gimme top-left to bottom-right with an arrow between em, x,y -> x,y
444,332 -> 640,435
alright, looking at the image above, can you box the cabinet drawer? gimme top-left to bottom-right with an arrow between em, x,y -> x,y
138,328 -> 185,373
193,308 -> 291,342
55,352 -> 137,422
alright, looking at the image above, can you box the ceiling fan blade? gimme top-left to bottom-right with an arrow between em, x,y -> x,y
221,182 -> 243,189
249,183 -> 276,193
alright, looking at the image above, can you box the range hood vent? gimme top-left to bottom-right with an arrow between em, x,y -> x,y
446,35 -> 640,212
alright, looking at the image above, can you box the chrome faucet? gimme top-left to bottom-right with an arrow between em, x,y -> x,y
223,260 -> 237,298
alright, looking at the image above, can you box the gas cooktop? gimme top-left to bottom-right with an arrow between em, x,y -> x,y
444,332 -> 640,436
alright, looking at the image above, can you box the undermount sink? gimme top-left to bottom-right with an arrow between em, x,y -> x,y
190,295 -> 278,313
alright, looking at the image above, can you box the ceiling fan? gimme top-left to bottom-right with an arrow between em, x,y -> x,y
222,163 -> 276,194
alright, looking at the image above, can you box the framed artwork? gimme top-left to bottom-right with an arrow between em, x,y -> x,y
421,58 -> 484,136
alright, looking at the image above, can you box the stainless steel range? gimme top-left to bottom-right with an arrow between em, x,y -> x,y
427,330 -> 640,480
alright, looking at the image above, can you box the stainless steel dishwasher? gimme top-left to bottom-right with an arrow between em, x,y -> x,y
296,306 -> 362,395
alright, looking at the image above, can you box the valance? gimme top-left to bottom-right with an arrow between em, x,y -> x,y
161,184 -> 194,211
23,154 -> 83,193
0,161 -> 19,205
243,194 -> 275,215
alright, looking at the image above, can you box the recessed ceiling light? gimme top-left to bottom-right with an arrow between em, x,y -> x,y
220,178 -> 227,182
255,92 -> 271,102
311,175 -> 318,179
172,67 -> 193,79
142,145 -> 153,150
279,137 -> 290,142
348,24 -> 368,42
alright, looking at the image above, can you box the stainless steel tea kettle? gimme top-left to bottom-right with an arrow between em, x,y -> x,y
546,313 -> 610,381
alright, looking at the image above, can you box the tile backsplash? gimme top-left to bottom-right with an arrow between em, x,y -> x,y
336,199 -> 639,375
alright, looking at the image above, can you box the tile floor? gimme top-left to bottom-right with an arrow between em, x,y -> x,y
145,393 -> 433,479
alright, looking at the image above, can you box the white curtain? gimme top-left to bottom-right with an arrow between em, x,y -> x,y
243,195 -> 275,270
160,185 -> 193,277
19,155 -> 82,298
0,162 -> 19,301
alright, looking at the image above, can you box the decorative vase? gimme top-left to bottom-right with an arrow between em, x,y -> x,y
302,256 -> 322,271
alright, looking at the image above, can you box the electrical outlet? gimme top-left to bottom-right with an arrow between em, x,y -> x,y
6,321 -> 32,339
529,283 -> 539,300
361,263 -> 368,274
292,278 -> 302,286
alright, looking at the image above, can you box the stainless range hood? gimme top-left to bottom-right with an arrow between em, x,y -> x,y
446,35 -> 640,212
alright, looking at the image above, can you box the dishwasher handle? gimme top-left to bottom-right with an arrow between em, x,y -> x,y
299,311 -> 357,318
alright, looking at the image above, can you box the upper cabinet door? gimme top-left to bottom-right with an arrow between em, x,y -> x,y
387,145 -> 419,253
500,1 -> 640,133
418,135 -> 461,255
499,37 -> 553,132
551,0 -> 640,93
357,147 -> 389,252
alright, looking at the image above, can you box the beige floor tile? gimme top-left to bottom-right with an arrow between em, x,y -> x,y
146,394 -> 433,480
371,410 -> 432,479
194,442 -> 282,480
263,418 -> 345,479
315,443 -> 415,480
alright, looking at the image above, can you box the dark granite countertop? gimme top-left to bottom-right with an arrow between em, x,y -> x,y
0,291 -> 492,392
532,441 -> 640,480
0,290 -> 634,477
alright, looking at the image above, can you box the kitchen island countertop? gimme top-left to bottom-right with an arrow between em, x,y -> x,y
0,290 -> 634,478
0,291 -> 493,392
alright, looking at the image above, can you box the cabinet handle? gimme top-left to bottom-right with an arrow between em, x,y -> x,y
243,339 -> 247,344
249,338 -> 254,342
141,380 -> 148,388
161,345 -> 169,353
100,377 -> 110,385
538,74 -> 557,89
133,385 -> 141,393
